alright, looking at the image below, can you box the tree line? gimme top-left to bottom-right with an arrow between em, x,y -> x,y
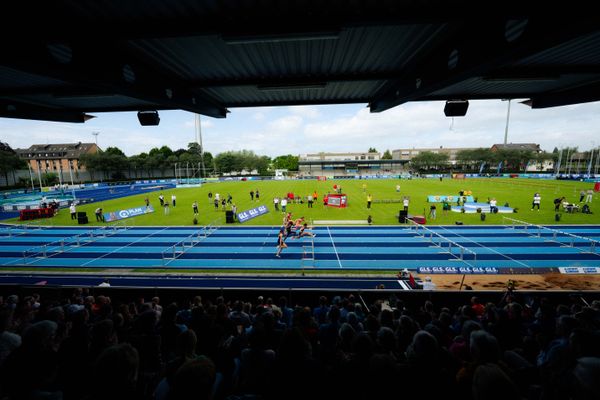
79,144 -> 300,181
409,148 -> 558,173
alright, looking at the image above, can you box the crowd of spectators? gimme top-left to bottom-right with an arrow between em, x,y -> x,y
0,289 -> 599,400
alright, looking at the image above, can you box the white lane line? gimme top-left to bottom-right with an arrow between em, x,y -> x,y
81,227 -> 171,267
327,226 -> 343,268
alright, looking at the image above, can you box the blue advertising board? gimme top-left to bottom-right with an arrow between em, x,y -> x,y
104,205 -> 154,222
237,205 -> 269,223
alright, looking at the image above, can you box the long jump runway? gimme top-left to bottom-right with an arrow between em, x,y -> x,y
1,224 -> 600,272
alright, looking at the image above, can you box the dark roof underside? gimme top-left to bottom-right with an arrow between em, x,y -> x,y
1,1 -> 600,123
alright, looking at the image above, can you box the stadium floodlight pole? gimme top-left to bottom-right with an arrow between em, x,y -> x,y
37,164 -> 43,191
68,160 -> 74,186
588,147 -> 594,177
174,162 -> 178,183
195,114 -> 206,177
58,165 -> 63,187
27,163 -> 35,192
503,99 -> 511,145
92,131 -> 99,146
555,149 -> 562,176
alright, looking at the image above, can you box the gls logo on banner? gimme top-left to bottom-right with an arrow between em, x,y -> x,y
237,205 -> 269,223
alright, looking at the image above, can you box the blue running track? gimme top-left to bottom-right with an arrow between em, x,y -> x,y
1,224 -> 600,271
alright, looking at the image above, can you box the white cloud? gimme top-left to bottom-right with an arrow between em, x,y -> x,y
3,100 -> 600,158
288,105 -> 321,119
267,115 -> 303,133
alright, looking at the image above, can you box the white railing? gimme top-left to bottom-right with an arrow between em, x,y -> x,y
503,216 -> 599,254
161,223 -> 218,265
408,219 -> 477,266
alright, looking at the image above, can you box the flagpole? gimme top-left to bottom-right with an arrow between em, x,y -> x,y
27,163 -> 35,192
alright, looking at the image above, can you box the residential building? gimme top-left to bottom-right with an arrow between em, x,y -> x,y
17,142 -> 99,174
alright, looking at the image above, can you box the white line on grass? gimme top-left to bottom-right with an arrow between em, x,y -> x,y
327,226 -> 343,268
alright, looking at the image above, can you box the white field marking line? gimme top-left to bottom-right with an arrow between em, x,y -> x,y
81,227 -> 171,267
436,225 -> 531,269
327,226 -> 343,268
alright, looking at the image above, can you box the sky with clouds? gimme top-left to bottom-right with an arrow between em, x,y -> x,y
1,99 -> 599,157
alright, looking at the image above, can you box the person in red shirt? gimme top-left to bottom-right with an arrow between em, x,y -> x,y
471,296 -> 485,317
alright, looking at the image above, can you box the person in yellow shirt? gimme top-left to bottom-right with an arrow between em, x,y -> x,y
367,194 -> 373,209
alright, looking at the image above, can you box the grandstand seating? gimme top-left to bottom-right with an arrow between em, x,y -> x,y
0,285 -> 598,400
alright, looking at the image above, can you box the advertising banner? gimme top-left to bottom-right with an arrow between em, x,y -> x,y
558,267 -> 600,274
428,195 -> 474,203
418,267 -> 499,274
104,205 -> 154,222
237,205 -> 269,223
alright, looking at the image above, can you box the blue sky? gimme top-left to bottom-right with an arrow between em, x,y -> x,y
1,99 -> 599,157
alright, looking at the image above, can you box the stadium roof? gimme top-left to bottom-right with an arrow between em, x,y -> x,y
2,1 -> 600,124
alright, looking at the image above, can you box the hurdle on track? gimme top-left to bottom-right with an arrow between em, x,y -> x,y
407,219 -> 477,267
162,223 -> 219,265
503,216 -> 599,254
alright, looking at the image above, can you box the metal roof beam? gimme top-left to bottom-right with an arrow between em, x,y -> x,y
370,18 -> 600,113
0,40 -> 228,118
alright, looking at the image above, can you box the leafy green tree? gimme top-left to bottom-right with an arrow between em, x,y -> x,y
368,147 -> 378,153
0,142 -> 26,186
272,154 -> 299,171
410,151 -> 449,170
381,150 -> 393,160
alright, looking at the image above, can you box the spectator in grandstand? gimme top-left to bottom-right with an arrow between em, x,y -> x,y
70,202 -> 77,220
90,343 -> 140,400
472,363 -> 520,400
532,193 -> 541,210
